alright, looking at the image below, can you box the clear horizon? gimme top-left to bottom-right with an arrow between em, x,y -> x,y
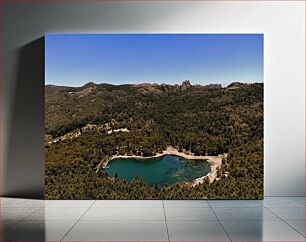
45,80 -> 263,88
45,34 -> 263,87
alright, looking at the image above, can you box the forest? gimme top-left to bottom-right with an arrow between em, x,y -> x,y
45,80 -> 263,199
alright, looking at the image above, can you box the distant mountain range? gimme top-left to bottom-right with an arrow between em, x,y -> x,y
46,80 -> 254,94
47,80 -> 256,87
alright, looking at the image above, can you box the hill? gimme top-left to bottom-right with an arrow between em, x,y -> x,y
45,81 -> 263,199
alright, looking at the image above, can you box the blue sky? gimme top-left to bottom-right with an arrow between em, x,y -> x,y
45,34 -> 263,87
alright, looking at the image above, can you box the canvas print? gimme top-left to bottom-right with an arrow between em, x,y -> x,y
45,34 -> 263,199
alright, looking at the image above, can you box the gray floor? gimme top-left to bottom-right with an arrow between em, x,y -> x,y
0,197 -> 304,241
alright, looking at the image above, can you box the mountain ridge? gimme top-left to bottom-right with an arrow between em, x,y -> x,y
45,80 -> 262,89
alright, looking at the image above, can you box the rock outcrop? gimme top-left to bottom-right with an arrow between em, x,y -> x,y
134,80 -> 193,94
227,82 -> 243,90
181,80 -> 192,91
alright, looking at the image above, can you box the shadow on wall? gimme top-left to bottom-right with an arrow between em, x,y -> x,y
4,37 -> 45,199
1,214 -> 46,240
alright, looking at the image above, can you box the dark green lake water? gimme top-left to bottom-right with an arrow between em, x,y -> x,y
106,155 -> 210,186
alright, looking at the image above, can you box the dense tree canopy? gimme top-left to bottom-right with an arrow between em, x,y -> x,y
45,81 -> 263,199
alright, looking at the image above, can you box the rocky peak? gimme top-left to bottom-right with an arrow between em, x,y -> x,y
181,80 -> 191,91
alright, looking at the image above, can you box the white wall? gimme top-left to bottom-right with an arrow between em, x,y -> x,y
2,1 -> 305,197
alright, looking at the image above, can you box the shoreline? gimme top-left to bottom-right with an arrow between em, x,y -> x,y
100,146 -> 227,186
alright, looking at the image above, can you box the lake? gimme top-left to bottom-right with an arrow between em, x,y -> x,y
106,155 -> 210,186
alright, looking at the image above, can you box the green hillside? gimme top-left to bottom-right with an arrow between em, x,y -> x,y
45,81 -> 263,199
